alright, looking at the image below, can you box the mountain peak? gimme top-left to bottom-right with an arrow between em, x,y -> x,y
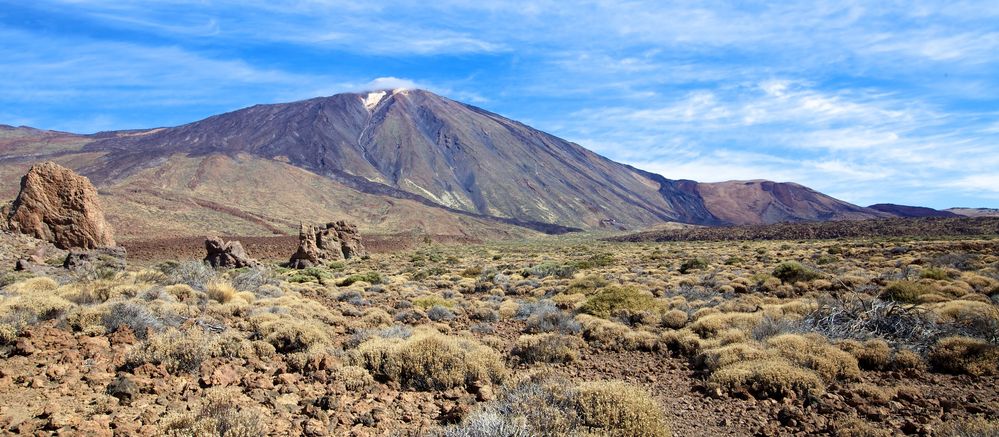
68,90 -> 889,231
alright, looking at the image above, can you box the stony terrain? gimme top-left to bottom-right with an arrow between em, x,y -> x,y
0,231 -> 997,436
610,216 -> 999,243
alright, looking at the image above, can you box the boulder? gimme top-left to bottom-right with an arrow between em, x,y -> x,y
204,236 -> 258,269
63,246 -> 127,273
3,162 -> 115,249
288,221 -> 366,269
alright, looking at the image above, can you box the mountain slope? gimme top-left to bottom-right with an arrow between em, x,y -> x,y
695,180 -> 892,225
868,203 -> 958,218
80,90 -> 684,229
0,91 -> 893,237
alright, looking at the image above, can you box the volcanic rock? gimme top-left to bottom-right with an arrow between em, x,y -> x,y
63,246 -> 127,273
3,162 -> 115,249
288,221 -> 366,269
204,236 -> 258,269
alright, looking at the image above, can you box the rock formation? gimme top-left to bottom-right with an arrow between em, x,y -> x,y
63,246 -> 127,273
204,236 -> 258,269
3,162 -> 115,249
288,221 -> 366,269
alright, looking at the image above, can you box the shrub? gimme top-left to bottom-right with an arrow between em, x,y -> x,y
230,267 -> 278,293
351,330 -> 506,390
765,334 -> 860,381
799,296 -> 944,353
662,309 -> 688,329
517,300 -> 580,334
160,261 -> 216,290
524,262 -> 577,279
511,333 -> 583,364
440,376 -> 669,437
573,253 -> 615,270
880,281 -> 935,304
0,271 -> 33,288
4,276 -> 59,294
579,286 -> 661,319
127,327 -> 217,374
837,339 -> 891,370
697,343 -> 773,372
161,386 -> 265,436
251,316 -> 332,353
920,267 -> 952,281
334,365 -> 375,391
937,416 -> 999,437
460,265 -> 483,278
928,336 -> 999,376
708,358 -> 824,399
102,302 -> 163,339
833,418 -> 892,437
567,275 -> 609,294
572,381 -> 670,437
678,258 -> 708,274
339,272 -> 383,286
772,262 -> 821,284
287,267 -> 331,284
576,314 -> 657,351
413,295 -> 454,310
689,312 -> 763,338
0,293 -> 74,331
427,305 -> 457,322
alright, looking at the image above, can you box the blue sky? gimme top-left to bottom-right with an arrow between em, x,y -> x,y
2,1 -> 999,209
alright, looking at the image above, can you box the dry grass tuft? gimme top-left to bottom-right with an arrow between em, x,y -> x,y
206,280 -> 237,303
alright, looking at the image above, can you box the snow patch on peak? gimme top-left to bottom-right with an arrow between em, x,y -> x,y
363,91 -> 387,110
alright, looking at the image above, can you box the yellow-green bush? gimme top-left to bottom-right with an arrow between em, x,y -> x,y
708,358 -> 824,399
662,309 -> 688,329
765,334 -> 860,381
412,295 -> 454,310
4,276 -> 59,294
579,286 -> 662,319
576,314 -> 657,351
928,336 -> 999,376
249,314 -> 333,353
573,381 -> 671,437
334,365 -> 375,391
511,333 -> 583,364
689,312 -> 762,338
351,329 -> 506,390
880,281 -> 936,304
697,342 -> 772,372
127,327 -> 218,374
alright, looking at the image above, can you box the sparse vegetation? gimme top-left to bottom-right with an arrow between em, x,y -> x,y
2,234 -> 997,435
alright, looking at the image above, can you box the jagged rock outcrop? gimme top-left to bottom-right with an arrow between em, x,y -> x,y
204,236 -> 258,269
3,162 -> 115,249
288,221 -> 366,269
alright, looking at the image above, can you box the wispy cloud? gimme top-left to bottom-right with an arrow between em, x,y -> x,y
1,0 -> 998,207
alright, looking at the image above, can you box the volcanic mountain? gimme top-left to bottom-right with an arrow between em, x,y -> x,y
0,89 -> 892,240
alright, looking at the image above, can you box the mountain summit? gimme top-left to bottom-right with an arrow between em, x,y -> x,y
1,89 -> 889,239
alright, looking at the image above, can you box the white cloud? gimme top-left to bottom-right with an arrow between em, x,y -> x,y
362,77 -> 423,91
